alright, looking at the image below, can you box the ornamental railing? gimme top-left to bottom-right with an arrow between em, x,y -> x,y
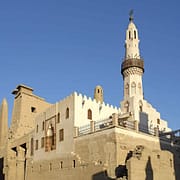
75,113 -> 161,138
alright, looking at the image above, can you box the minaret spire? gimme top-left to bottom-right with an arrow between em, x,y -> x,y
0,98 -> 8,148
124,10 -> 141,60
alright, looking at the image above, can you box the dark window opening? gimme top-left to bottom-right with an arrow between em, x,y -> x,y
57,112 -> 60,123
139,106 -> 142,112
73,160 -> 76,168
88,109 -> 92,120
59,129 -> 64,142
134,30 -> 136,39
129,31 -> 131,39
36,125 -> 38,133
60,161 -> 63,169
31,107 -> 36,113
66,108 -> 69,119
35,140 -> 38,150
42,121 -> 45,131
157,118 -> 160,125
41,137 -> 44,148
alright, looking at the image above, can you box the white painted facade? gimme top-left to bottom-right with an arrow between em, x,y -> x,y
33,92 -> 120,161
32,15 -> 171,162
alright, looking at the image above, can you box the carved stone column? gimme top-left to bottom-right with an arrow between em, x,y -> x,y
16,146 -> 25,180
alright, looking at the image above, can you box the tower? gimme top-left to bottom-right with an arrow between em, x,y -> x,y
0,98 -> 8,148
10,84 -> 50,138
121,11 -> 144,100
120,11 -> 171,132
120,11 -> 144,119
94,85 -> 104,103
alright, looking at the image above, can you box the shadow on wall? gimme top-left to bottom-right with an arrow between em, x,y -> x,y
139,112 -> 149,134
145,156 -> 153,180
114,151 -> 132,179
91,151 -> 153,180
92,171 -> 115,180
115,165 -> 127,178
0,158 -> 4,180
159,132 -> 180,180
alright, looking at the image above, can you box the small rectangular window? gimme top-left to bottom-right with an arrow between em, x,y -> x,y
59,129 -> 64,141
60,161 -> 63,169
57,113 -> 60,123
41,137 -> 44,148
35,140 -> 38,150
73,160 -> 76,168
66,108 -> 69,119
42,121 -> 45,131
31,107 -> 36,113
157,118 -> 160,125
36,125 -> 38,133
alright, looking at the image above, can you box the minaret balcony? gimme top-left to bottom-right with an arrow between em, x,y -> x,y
121,58 -> 144,74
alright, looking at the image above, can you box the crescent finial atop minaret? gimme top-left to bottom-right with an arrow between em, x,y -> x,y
129,9 -> 134,22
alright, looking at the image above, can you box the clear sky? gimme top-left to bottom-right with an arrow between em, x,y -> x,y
0,0 -> 180,130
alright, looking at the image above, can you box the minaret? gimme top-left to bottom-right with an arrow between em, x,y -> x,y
121,11 -> 144,100
0,98 -> 8,148
120,12 -> 171,131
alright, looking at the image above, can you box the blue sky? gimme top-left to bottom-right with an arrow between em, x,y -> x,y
0,0 -> 180,130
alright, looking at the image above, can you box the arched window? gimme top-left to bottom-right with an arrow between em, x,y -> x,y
57,112 -> 60,123
125,83 -> 129,96
129,31 -> 131,39
42,121 -> 45,131
157,118 -> 160,125
131,82 -> 136,94
60,161 -> 63,169
124,101 -> 129,113
134,30 -> 136,39
66,107 -> 69,119
87,109 -> 92,120
36,125 -> 39,133
139,100 -> 143,112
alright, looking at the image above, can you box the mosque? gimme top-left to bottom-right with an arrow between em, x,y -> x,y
0,13 -> 179,180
